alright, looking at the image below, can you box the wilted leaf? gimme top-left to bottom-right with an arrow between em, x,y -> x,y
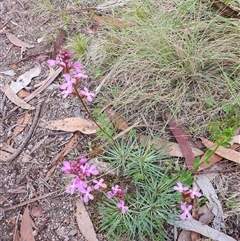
4,30 -> 35,48
44,132 -> 81,181
201,137 -> 240,164
4,84 -> 35,110
9,113 -> 32,140
10,65 -> 41,93
40,117 -> 98,134
105,106 -> 129,131
167,116 -> 195,168
20,206 -> 35,241
212,1 -> 240,19
139,135 -> 203,157
75,198 -> 98,241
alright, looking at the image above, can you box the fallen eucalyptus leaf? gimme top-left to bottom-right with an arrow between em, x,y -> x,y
4,30 -> 35,48
75,198 -> 98,241
201,137 -> 240,163
139,135 -> 203,157
40,117 -> 98,134
4,84 -> 35,110
20,206 -> 35,241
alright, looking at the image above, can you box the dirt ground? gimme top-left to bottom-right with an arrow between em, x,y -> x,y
0,0 -> 106,240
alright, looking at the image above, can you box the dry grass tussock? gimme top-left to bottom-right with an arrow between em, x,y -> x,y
87,0 -> 240,135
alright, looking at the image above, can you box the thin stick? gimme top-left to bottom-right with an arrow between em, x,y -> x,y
7,103 -> 42,163
2,190 -> 60,212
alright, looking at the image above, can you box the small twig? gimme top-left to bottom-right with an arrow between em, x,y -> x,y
7,103 -> 42,163
2,190 -> 61,212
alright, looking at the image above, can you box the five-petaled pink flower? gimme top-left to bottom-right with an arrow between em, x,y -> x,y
60,73 -> 76,98
93,178 -> 107,190
117,200 -> 129,214
85,164 -> 99,177
189,186 -> 202,199
180,203 -> 192,220
80,87 -> 95,102
83,186 -> 94,203
174,182 -> 189,193
61,161 -> 72,174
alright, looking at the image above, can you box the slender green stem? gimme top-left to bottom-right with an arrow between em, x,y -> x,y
73,84 -> 117,146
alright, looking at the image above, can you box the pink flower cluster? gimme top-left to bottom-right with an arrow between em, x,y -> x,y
47,49 -> 95,100
174,182 -> 202,220
107,185 -> 129,214
62,158 -> 107,203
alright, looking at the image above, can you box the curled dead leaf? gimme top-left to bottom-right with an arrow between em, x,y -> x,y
4,84 -> 35,110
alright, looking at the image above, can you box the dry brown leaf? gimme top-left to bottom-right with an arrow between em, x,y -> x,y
167,115 -> 195,168
4,84 -> 35,110
17,89 -> 31,98
10,113 -> 32,140
75,198 -> 98,241
197,143 -> 239,171
201,137 -> 240,164
212,1 -> 240,19
91,14 -> 133,28
31,204 -> 44,217
20,206 -> 35,241
4,30 -> 35,48
44,132 -> 81,181
105,106 -> 129,131
139,135 -> 203,157
40,117 -> 98,134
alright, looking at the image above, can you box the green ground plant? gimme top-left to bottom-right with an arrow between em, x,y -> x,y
99,137 -> 193,240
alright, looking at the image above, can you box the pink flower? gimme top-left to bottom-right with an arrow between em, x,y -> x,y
107,185 -> 126,199
117,200 -> 129,214
112,185 -> 121,194
72,62 -> 83,73
189,186 -> 202,199
61,161 -> 72,174
47,58 -> 58,67
174,182 -> 189,193
107,191 -> 115,198
93,178 -> 107,190
79,157 -> 88,164
73,177 -> 87,193
83,186 -> 94,203
180,203 -> 192,220
85,164 -> 99,177
79,87 -> 95,102
74,72 -> 88,80
60,73 -> 76,98
66,182 -> 76,195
